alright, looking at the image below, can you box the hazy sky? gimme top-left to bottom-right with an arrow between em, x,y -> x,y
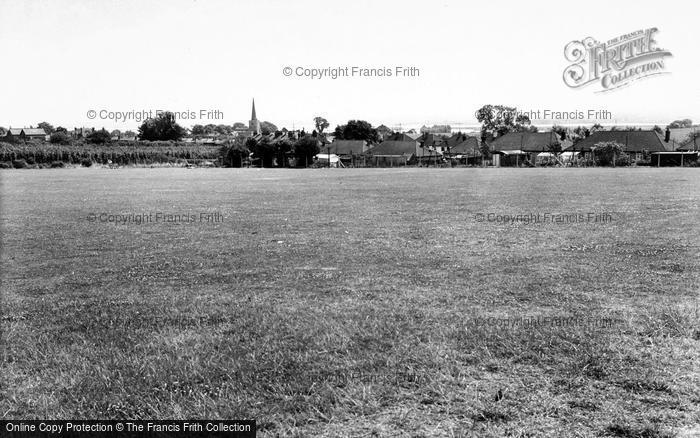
1,0 -> 698,131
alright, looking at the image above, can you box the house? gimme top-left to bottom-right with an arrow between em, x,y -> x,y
450,136 -> 481,164
662,127 -> 700,151
328,140 -> 368,157
366,140 -> 427,166
489,131 -> 563,166
2,127 -> 47,142
564,130 -> 669,161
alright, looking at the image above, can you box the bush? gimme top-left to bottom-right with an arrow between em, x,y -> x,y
593,142 -> 626,166
86,129 -> 111,144
0,162 -> 12,169
50,161 -> 65,168
12,159 -> 28,168
50,131 -> 71,145
81,159 -> 93,167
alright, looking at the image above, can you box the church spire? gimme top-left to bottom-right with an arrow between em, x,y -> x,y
249,98 -> 261,135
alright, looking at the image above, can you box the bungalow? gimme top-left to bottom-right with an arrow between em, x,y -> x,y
489,131 -> 562,166
450,136 -> 481,164
328,140 -> 368,157
366,140 -> 429,166
564,130 -> 669,161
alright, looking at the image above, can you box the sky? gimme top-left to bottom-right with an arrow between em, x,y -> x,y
1,0 -> 698,132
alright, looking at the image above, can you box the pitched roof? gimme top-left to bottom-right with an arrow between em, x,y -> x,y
564,130 -> 668,152
23,128 -> 47,136
385,132 -> 415,142
490,132 -> 560,152
664,127 -> 698,146
368,140 -> 419,156
4,128 -> 46,136
329,140 -> 367,155
450,137 -> 480,154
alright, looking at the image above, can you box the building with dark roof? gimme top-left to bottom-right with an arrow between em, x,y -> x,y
563,130 -> 669,162
2,127 -> 47,142
328,140 -> 368,157
488,131 -> 562,166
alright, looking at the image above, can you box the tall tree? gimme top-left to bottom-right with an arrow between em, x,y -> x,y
294,135 -> 321,167
314,116 -> 329,135
475,104 -> 535,139
37,122 -> 55,134
333,120 -> 379,143
138,111 -> 186,141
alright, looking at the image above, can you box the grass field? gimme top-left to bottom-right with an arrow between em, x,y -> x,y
1,168 -> 699,437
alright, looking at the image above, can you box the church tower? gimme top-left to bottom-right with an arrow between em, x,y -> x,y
249,99 -> 261,135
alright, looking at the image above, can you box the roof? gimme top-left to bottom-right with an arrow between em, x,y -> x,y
564,130 -> 668,152
329,140 -> 367,155
23,128 -> 47,136
368,140 -> 419,156
5,128 -> 46,136
385,132 -> 415,142
450,137 -> 480,155
490,132 -> 560,152
663,127 -> 699,148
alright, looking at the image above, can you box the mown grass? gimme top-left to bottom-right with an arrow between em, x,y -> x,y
1,168 -> 699,437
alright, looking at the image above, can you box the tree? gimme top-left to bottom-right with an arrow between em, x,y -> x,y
334,120 -> 379,143
55,126 -> 68,133
668,119 -> 693,129
314,116 -> 329,135
571,126 -> 590,145
138,111 -> 186,141
37,122 -> 55,134
479,142 -> 492,161
248,137 -> 277,167
111,129 -> 121,138
0,127 -> 6,136
592,141 -> 626,167
552,125 -> 568,141
123,130 -> 136,138
86,129 -> 112,144
591,123 -> 604,132
652,125 -> 663,134
215,124 -> 232,135
475,104 -> 535,139
232,122 -> 247,130
50,131 -> 71,145
219,137 -> 249,167
547,141 -> 562,155
294,135 -> 321,167
191,125 -> 206,136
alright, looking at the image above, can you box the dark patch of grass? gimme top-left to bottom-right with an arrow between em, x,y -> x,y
605,423 -> 674,438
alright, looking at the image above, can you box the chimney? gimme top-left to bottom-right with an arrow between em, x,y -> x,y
664,127 -> 670,142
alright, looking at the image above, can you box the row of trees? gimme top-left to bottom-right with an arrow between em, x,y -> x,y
220,135 -> 321,168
